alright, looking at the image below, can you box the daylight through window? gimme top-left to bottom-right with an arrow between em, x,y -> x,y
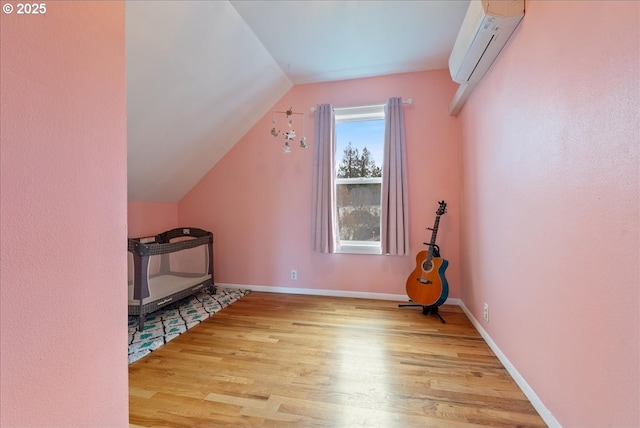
334,105 -> 385,254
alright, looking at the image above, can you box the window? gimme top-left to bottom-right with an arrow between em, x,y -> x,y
334,105 -> 385,254
312,98 -> 408,256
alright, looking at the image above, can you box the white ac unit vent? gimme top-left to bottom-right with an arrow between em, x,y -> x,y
449,0 -> 525,85
448,0 -> 524,116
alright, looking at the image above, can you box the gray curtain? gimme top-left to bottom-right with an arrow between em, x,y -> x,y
311,104 -> 337,253
381,97 -> 409,255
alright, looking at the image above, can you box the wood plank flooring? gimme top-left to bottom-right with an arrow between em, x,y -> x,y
129,292 -> 546,427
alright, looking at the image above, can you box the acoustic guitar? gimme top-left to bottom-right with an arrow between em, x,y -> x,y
405,201 -> 449,307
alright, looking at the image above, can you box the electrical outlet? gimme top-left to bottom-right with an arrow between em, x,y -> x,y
483,303 -> 489,322
291,270 -> 297,280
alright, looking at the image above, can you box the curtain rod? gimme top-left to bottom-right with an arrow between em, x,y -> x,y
309,98 -> 413,113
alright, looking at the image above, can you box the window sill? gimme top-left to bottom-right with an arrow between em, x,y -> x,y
336,243 -> 382,255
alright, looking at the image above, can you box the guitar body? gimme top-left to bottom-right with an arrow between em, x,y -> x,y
405,250 -> 449,307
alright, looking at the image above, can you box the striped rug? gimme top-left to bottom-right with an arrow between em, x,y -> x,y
128,287 -> 249,364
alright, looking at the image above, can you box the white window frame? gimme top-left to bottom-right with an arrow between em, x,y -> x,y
334,105 -> 385,255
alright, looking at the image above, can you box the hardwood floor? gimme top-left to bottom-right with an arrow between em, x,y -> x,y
129,292 -> 546,427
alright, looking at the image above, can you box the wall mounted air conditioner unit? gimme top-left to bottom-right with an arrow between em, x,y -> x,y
448,0 -> 525,115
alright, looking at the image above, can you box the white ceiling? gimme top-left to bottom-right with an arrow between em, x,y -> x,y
126,0 -> 470,202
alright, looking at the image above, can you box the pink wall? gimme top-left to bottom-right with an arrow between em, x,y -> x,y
128,201 -> 178,238
458,1 -> 639,426
179,71 -> 462,297
0,2 -> 129,427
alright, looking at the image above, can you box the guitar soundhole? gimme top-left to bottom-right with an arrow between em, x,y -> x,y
422,260 -> 433,272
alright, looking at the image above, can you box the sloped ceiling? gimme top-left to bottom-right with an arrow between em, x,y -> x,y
126,0 -> 470,202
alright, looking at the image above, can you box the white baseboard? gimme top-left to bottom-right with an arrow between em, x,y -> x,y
217,282 -> 460,306
217,282 -> 559,427
458,301 -> 561,428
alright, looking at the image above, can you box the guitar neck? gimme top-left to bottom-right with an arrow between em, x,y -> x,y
426,216 -> 441,259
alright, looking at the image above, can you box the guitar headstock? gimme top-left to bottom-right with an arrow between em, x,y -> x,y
436,200 -> 447,216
